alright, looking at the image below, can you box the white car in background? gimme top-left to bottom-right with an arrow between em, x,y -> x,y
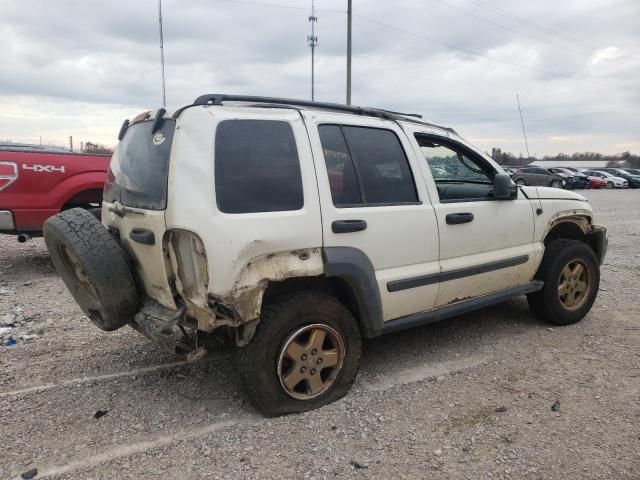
581,170 -> 628,189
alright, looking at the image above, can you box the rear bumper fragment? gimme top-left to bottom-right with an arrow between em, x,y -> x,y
131,298 -> 185,353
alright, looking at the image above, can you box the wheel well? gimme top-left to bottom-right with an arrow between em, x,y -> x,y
262,276 -> 364,331
62,189 -> 103,210
544,221 -> 586,246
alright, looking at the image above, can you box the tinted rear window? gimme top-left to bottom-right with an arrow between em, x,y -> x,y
103,119 -> 175,210
215,120 -> 303,213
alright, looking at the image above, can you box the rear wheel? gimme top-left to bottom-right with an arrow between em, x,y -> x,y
515,178 -> 526,186
527,240 -> 599,325
236,291 -> 361,417
44,208 -> 138,331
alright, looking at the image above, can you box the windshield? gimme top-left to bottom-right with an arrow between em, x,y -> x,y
103,119 -> 175,210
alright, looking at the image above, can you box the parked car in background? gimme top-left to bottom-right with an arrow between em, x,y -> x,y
582,170 -> 628,189
511,166 -> 565,188
585,175 -> 608,189
596,168 -> 640,188
563,167 -> 607,189
623,168 -> 640,176
548,168 -> 590,189
0,145 -> 109,241
502,166 -> 518,176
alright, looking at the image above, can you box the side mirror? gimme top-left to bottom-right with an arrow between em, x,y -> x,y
493,173 -> 517,200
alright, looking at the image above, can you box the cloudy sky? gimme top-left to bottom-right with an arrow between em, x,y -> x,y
0,0 -> 638,155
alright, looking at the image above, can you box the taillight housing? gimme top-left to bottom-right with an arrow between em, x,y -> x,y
0,161 -> 18,192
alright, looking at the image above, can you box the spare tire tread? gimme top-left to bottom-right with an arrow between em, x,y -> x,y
44,208 -> 138,331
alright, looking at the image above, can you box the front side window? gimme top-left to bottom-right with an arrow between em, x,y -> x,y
318,125 -> 418,207
215,120 -> 303,213
415,135 -> 495,202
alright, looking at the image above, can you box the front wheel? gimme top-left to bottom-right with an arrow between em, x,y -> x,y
527,240 -> 600,325
515,178 -> 526,186
236,291 -> 362,416
551,180 -> 563,189
606,181 -> 613,189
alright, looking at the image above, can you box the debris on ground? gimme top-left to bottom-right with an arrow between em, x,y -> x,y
495,405 -> 509,412
94,410 -> 109,419
21,467 -> 38,479
551,400 -> 561,412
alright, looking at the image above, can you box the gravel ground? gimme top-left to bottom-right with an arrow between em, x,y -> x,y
1,189 -> 639,479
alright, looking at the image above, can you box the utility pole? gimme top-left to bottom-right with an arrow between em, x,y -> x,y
516,94 -> 530,158
308,1 -> 318,101
346,0 -> 352,105
69,136 -> 73,152
158,0 -> 167,107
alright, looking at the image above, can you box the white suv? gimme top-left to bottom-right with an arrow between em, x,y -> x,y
44,94 -> 607,416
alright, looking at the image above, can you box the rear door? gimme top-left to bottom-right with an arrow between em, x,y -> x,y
303,112 -> 440,321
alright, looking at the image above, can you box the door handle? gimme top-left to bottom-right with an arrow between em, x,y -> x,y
332,219 -> 368,234
129,228 -> 155,245
446,212 -> 474,225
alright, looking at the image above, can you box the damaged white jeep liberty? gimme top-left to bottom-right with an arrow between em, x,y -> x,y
44,94 -> 607,416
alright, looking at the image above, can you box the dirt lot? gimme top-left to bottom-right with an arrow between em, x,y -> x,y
1,189 -> 639,479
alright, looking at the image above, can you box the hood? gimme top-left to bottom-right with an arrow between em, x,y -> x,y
534,187 -> 588,201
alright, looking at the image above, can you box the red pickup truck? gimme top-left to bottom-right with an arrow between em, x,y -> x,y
0,145 -> 109,241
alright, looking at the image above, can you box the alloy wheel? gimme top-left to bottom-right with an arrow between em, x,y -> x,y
277,323 -> 345,400
558,259 -> 591,311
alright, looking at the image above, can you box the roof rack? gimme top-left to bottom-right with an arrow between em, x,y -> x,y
173,93 -> 454,133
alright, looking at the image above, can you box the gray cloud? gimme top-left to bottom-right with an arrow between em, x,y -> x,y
0,0 -> 638,153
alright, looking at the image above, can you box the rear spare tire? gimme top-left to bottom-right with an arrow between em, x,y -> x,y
44,208 -> 138,331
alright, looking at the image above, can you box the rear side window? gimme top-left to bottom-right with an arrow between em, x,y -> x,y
318,125 -> 418,206
215,120 -> 303,213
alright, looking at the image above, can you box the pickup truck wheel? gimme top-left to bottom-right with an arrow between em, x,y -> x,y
515,179 -> 526,186
527,239 -> 599,325
236,291 -> 362,417
43,208 -> 138,331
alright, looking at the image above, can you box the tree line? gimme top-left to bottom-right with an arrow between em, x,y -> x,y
490,148 -> 640,168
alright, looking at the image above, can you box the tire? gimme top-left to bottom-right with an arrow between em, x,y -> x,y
43,208 -> 138,331
87,207 -> 102,221
236,291 -> 362,417
550,180 -> 563,189
527,239 -> 600,326
515,178 -> 526,186
606,181 -> 613,189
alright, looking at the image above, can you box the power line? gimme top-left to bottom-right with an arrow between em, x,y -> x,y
352,13 -> 640,93
464,0 -> 629,56
432,0 -> 592,58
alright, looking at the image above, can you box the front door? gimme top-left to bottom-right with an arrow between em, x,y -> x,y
406,129 -> 542,307
303,112 -> 440,321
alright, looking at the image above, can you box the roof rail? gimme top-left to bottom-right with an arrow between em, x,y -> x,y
192,93 -> 412,120
173,93 -> 454,133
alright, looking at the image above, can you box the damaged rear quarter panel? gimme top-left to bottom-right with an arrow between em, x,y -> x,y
163,107 -> 324,328
215,248 -> 324,324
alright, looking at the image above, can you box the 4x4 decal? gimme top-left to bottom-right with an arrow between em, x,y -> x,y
23,164 -> 65,173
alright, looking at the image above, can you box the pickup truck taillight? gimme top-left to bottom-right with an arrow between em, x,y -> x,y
0,161 -> 18,192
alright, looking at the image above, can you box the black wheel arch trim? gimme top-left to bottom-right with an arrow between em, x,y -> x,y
322,247 -> 384,338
